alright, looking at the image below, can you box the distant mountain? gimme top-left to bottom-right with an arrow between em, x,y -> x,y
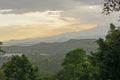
3,26 -> 109,46
2,39 -> 97,55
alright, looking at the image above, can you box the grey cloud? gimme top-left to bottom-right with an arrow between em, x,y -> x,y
0,0 -> 103,14
1,0 -> 116,26
0,0 -> 78,13
62,4 -> 119,26
73,0 -> 104,5
0,0 -> 63,9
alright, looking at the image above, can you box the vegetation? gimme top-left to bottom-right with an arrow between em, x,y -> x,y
0,42 -> 5,53
1,39 -> 97,75
60,49 -> 98,80
0,70 -> 6,80
1,55 -> 40,80
90,23 -> 120,80
53,24 -> 120,80
103,0 -> 120,14
0,24 -> 120,80
103,0 -> 120,20
0,0 -> 119,79
2,39 -> 97,55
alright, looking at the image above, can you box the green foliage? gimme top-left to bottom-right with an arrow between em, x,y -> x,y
27,54 -> 63,76
2,39 -> 97,55
1,24 -> 120,80
91,24 -> 120,80
40,75 -> 54,80
62,48 -> 86,66
58,48 -> 97,80
1,39 -> 97,75
0,42 -> 5,53
54,70 -> 65,80
54,24 -> 120,80
1,54 -> 40,80
0,70 -> 6,80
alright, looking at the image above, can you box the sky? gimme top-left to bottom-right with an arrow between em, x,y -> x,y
0,0 -> 119,41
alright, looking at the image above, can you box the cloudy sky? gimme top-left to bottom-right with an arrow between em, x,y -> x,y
0,0 -> 119,41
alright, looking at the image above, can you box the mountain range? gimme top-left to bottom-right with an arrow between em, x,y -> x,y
3,26 -> 109,46
2,39 -> 97,55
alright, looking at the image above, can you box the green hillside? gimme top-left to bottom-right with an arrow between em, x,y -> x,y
2,39 -> 97,54
1,39 -> 98,75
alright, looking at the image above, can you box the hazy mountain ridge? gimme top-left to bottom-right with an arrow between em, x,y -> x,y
2,39 -> 97,55
3,26 -> 109,46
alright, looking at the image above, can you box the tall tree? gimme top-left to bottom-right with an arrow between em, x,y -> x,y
91,24 -> 120,80
1,54 -> 40,80
61,48 -> 97,80
0,42 -> 5,53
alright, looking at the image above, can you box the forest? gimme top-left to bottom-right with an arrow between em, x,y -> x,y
0,23 -> 120,80
0,0 -> 120,80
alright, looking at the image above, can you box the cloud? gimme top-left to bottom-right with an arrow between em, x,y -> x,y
0,0 -> 78,13
0,0 -> 102,12
0,0 -> 119,41
0,10 -> 96,41
0,10 -> 65,26
0,0 -> 114,25
73,0 -> 104,5
0,0 -> 118,26
0,23 -> 96,41
62,4 -> 119,26
0,9 -> 12,13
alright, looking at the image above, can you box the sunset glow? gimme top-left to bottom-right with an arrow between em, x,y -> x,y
0,0 -> 118,41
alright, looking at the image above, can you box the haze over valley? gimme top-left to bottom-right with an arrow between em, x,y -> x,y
3,25 -> 109,46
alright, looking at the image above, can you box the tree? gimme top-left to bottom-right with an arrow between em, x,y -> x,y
61,48 -> 97,80
103,0 -> 120,14
0,42 -> 3,53
54,70 -> 65,80
91,24 -> 120,80
0,70 -> 6,80
0,42 -> 5,53
0,42 -> 6,80
1,54 -> 40,80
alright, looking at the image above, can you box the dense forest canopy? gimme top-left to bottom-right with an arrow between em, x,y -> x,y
1,55 -> 40,80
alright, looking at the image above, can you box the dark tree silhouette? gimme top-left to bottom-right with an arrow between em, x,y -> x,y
0,42 -> 5,53
91,24 -> 120,80
103,0 -> 120,14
